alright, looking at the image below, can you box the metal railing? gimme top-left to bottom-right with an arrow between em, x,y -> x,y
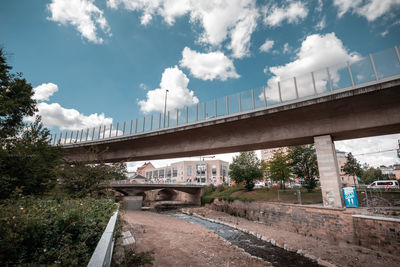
49,45 -> 400,145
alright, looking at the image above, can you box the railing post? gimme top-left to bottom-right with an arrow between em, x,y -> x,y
347,61 -> 355,86
92,127 -> 95,140
251,88 -> 255,109
130,120 -> 133,134
214,99 -> 217,117
116,122 -> 119,136
203,102 -> 206,119
196,103 -> 199,121
109,124 -> 113,137
98,126 -> 101,139
326,67 -> 333,91
226,95 -> 229,114
159,113 -> 162,128
311,72 -> 317,95
150,115 -> 153,130
103,125 -> 106,138
238,92 -> 242,112
63,131 -> 67,144
369,53 -> 379,81
278,82 -> 282,103
80,129 -> 83,142
75,130 -> 79,143
176,109 -> 179,125
135,119 -> 138,133
86,128 -> 89,141
53,133 -> 57,145
122,121 -> 126,135
167,111 -> 170,127
294,77 -> 299,99
263,86 -> 267,107
395,46 -> 400,65
142,117 -> 145,132
58,132 -> 62,145
186,106 -> 188,123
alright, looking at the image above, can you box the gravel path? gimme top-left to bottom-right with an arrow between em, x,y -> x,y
122,210 -> 269,267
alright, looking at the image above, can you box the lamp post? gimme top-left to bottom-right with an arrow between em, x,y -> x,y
163,89 -> 169,128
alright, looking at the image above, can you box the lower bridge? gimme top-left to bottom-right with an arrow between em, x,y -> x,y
110,181 -> 205,206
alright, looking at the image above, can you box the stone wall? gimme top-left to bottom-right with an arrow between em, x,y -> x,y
207,199 -> 400,253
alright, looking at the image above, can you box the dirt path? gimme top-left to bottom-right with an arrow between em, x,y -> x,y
122,210 -> 269,267
186,207 -> 400,267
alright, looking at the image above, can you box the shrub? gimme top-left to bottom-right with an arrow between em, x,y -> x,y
0,197 -> 118,266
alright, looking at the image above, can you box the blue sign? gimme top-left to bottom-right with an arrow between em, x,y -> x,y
343,187 -> 359,208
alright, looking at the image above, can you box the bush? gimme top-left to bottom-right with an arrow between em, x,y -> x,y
0,197 -> 118,266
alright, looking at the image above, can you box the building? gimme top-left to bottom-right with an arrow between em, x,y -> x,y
261,147 -> 288,162
138,159 -> 230,185
136,162 -> 155,177
393,164 -> 400,179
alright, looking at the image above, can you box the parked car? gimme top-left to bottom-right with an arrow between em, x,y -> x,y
367,180 -> 399,189
254,182 -> 266,188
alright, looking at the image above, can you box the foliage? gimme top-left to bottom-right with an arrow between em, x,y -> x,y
343,152 -> 362,187
288,145 -> 319,192
201,185 -> 244,204
359,165 -> 385,184
0,117 -> 62,198
229,151 -> 263,191
0,48 -> 36,141
59,156 -> 127,198
0,196 -> 118,266
266,151 -> 291,190
117,248 -> 154,267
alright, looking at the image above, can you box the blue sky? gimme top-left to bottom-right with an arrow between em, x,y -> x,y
1,0 -> 400,169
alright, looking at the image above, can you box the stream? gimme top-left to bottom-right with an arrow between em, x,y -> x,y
164,211 -> 321,267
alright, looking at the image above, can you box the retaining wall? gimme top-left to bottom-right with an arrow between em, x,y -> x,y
207,199 -> 400,254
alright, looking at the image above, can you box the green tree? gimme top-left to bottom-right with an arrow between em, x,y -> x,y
0,116 -> 61,198
229,151 -> 263,191
288,145 -> 319,192
0,48 -> 36,141
266,151 -> 291,190
59,150 -> 127,198
359,165 -> 385,184
343,152 -> 362,187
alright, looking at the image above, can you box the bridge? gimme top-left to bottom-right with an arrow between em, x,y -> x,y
52,46 -> 400,209
110,181 -> 204,206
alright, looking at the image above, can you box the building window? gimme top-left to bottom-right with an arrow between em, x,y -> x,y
173,167 -> 178,177
167,168 -> 171,178
187,165 -> 192,176
212,165 -> 217,175
196,164 -> 206,176
153,170 -> 158,178
159,169 -> 164,178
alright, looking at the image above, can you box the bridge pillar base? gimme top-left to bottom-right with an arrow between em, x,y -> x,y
314,135 -> 344,208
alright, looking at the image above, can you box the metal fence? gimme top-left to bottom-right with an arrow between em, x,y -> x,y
50,45 -> 400,145
356,188 -> 400,207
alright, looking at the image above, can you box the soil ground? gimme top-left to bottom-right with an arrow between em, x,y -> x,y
117,208 -> 400,267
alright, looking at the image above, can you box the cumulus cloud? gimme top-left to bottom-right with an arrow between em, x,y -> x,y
259,39 -> 274,52
315,16 -> 326,30
33,83 -> 59,101
179,47 -> 240,81
335,134 -> 400,167
107,0 -> 259,58
138,66 -> 199,113
47,0 -> 111,44
333,0 -> 400,21
264,33 -> 360,102
263,1 -> 308,27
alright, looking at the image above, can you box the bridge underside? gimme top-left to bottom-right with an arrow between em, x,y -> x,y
63,79 -> 400,163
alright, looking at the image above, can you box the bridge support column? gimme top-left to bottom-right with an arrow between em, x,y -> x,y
314,135 -> 344,208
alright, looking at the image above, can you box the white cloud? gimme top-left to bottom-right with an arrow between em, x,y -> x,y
335,134 -> 400,167
264,33 -> 360,101
179,47 -> 240,81
33,83 -> 59,101
107,0 -> 259,58
333,0 -> 400,21
27,102 -> 113,131
259,39 -> 274,52
282,43 -> 292,54
47,0 -> 111,44
263,1 -> 308,27
138,66 -> 199,113
315,16 -> 326,30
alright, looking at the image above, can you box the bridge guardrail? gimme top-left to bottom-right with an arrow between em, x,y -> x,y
49,45 -> 400,145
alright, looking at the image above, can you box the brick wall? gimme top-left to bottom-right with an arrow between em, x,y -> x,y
208,199 -> 400,253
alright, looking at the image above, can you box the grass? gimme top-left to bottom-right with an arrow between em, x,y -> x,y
202,185 -> 323,205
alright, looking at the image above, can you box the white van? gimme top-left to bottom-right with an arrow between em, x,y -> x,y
367,180 -> 399,189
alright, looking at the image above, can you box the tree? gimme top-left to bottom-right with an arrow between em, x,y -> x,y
359,165 -> 385,184
229,151 -> 263,191
0,48 -> 36,141
343,152 -> 362,187
266,151 -> 291,190
0,116 -> 61,198
288,145 -> 319,192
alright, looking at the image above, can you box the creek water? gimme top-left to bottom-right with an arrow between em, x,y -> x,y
165,211 -> 321,267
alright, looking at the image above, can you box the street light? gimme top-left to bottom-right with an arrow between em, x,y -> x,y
163,89 -> 169,128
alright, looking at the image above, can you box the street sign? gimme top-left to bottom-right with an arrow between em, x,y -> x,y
343,187 -> 359,208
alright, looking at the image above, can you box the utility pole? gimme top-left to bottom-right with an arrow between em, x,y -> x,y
163,89 -> 169,128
